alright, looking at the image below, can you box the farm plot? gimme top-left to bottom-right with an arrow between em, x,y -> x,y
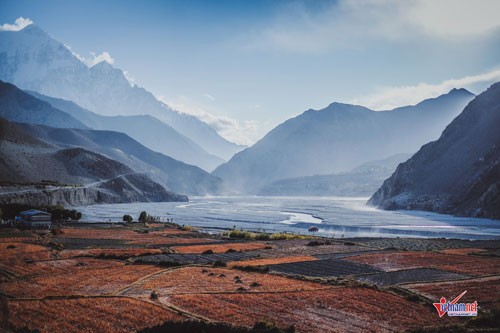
58,248 -> 164,259
314,249 -> 390,260
228,255 -> 318,268
405,276 -> 500,307
439,248 -> 487,255
168,287 -> 443,333
268,258 -> 381,277
0,258 -> 120,277
256,241 -> 371,259
124,266 -> 327,298
1,261 -> 162,298
58,227 -> 192,239
0,242 -> 53,262
171,242 -> 269,254
133,252 -> 259,266
346,251 -> 500,276
344,238 -> 500,251
51,237 -> 132,249
355,268 -> 470,287
127,237 -> 219,247
8,297 -> 185,333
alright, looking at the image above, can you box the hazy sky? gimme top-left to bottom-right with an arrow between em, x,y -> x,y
1,0 -> 500,145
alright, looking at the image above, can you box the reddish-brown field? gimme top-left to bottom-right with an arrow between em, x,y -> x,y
169,287 -> 445,333
125,266 -> 327,298
171,242 -> 269,253
1,262 -> 162,298
0,242 -> 53,262
127,236 -> 217,246
59,226 -> 194,239
406,276 -> 500,307
2,258 -> 122,276
8,297 -> 185,333
439,248 -> 486,255
346,251 -> 500,276
58,227 -> 215,247
228,255 -> 318,267
2,224 -> 498,333
58,247 -> 164,259
436,261 -> 500,276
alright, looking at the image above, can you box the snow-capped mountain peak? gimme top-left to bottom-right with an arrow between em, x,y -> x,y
0,22 -> 243,161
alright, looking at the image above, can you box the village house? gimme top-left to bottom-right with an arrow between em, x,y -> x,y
17,209 -> 52,229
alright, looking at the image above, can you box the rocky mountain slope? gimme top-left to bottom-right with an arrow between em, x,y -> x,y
0,82 -> 222,195
0,24 -> 243,161
8,120 -> 222,196
0,118 -> 187,204
213,89 -> 474,193
28,91 -> 223,171
0,80 -> 87,129
369,82 -> 500,219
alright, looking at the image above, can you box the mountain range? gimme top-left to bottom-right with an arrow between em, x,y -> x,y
370,82 -> 500,219
28,90 -> 224,172
0,117 -> 187,205
0,81 -> 222,196
0,24 -> 244,168
213,88 -> 475,193
259,153 -> 412,197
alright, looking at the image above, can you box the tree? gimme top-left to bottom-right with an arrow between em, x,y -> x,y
75,212 -> 82,221
139,211 -> 149,226
123,214 -> 133,223
0,208 -> 3,221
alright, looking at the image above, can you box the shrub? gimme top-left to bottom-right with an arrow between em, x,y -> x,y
213,260 -> 227,267
123,214 -> 133,223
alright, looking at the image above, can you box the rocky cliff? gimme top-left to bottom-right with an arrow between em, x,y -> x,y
370,82 -> 500,220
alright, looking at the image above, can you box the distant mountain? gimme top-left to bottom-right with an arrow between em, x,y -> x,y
259,153 -> 411,196
0,24 -> 243,161
213,89 -> 475,193
28,91 -> 224,171
370,82 -> 500,220
0,118 -> 186,203
15,122 -> 222,196
0,80 -> 87,129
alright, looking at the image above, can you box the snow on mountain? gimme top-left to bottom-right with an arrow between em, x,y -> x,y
0,24 -> 243,162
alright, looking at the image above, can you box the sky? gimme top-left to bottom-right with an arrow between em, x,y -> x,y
1,0 -> 500,145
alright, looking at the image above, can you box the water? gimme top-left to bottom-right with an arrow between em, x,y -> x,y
74,196 -> 500,240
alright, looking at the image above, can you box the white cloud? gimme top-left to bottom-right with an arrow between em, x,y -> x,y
253,0 -> 500,53
158,96 -> 261,146
409,0 -> 500,37
123,71 -> 136,86
68,48 -> 115,67
0,17 -> 33,31
352,68 -> 500,110
204,93 -> 215,101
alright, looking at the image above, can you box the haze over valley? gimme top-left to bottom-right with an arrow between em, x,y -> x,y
1,2 -> 500,332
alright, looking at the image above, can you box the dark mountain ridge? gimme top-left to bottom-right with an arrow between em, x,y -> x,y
369,82 -> 500,219
213,89 -> 475,193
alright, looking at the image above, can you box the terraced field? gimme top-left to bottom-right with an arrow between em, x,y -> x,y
355,268 -> 470,286
269,258 -> 381,277
1,223 -> 499,332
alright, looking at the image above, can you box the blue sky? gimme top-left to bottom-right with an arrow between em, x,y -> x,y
1,0 -> 500,144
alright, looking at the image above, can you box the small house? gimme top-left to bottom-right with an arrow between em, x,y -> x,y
18,209 -> 52,228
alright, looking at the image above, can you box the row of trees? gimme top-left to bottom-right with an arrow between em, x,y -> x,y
122,211 -> 153,225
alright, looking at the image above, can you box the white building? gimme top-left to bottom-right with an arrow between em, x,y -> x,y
18,209 -> 52,228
